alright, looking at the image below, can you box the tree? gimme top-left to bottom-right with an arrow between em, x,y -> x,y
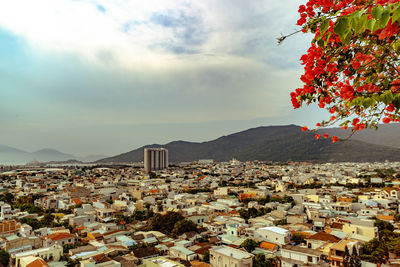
361,238 -> 388,265
150,211 -> 184,234
172,220 -> 197,236
42,213 -> 55,227
287,0 -> 400,140
254,254 -> 278,267
241,239 -> 258,253
343,246 -> 351,267
202,251 -> 210,263
0,193 -> 14,204
0,250 -> 9,266
292,233 -> 306,245
350,246 -> 361,267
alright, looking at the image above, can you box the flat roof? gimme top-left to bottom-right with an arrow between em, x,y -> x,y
258,226 -> 289,235
210,245 -> 254,260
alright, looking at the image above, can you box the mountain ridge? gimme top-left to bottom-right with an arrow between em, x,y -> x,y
0,146 -> 107,164
97,124 -> 400,163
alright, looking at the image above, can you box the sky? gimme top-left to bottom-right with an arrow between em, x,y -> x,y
0,0 -> 329,156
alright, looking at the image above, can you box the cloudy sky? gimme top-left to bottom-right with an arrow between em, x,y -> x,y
0,0 -> 327,156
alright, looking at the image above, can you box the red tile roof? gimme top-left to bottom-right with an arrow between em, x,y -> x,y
307,231 -> 341,242
26,258 -> 49,267
72,198 -> 82,205
44,232 -> 75,241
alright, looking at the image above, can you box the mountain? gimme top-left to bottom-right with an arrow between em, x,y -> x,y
98,125 -> 400,163
318,124 -> 400,148
77,154 -> 109,162
0,145 -> 33,164
0,146 -> 108,165
32,148 -> 75,162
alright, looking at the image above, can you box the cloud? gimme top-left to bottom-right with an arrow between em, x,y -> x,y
0,0 -> 315,155
0,0 -> 307,68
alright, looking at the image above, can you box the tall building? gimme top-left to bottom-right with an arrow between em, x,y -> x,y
144,148 -> 168,173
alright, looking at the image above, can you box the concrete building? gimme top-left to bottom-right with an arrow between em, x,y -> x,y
13,244 -> 63,266
280,245 -> 327,267
209,245 -> 254,267
144,148 -> 168,173
254,226 -> 291,246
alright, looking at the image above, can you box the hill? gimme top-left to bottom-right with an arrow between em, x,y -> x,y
0,146 -> 107,165
98,125 -> 400,163
318,124 -> 400,148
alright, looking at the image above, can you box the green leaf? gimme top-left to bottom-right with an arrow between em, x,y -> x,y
379,9 -> 390,28
372,6 -> 383,20
334,17 -> 350,37
380,91 -> 394,105
320,18 -> 330,35
357,14 -> 369,33
341,30 -> 352,44
392,6 -> 400,22
393,39 -> 400,52
362,98 -> 375,108
367,19 -> 377,31
324,32 -> 332,46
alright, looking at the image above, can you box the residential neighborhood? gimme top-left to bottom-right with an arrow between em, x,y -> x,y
0,159 -> 399,266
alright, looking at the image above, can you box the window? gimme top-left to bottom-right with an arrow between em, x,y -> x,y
308,256 -> 312,262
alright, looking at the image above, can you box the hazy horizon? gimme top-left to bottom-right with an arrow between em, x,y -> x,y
0,0 -> 329,156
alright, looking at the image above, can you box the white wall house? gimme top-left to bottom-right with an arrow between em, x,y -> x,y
254,226 -> 291,246
280,245 -> 327,267
210,245 -> 254,267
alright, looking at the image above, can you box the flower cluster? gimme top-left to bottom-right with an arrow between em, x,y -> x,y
292,0 -> 400,141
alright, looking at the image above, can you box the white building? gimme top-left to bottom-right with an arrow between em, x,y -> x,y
254,226 -> 291,246
280,245 -> 327,267
209,245 -> 254,267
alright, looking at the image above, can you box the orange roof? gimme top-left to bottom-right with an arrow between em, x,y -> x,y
307,231 -> 341,242
190,260 -> 213,267
72,198 -> 82,205
76,225 -> 85,230
149,189 -> 159,194
377,214 -> 394,221
260,241 -> 277,251
26,258 -> 49,267
44,232 -> 75,241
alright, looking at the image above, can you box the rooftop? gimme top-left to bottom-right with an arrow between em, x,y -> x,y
210,245 -> 254,260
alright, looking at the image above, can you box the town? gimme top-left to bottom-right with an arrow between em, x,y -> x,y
0,151 -> 399,267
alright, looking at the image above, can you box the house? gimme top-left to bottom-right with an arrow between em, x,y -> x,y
187,214 -> 209,225
339,218 -> 377,240
169,246 -> 197,261
42,232 -> 78,247
69,214 -> 95,227
254,226 -> 291,245
0,220 -> 20,235
13,244 -> 63,266
18,256 -> 49,267
306,231 -> 341,250
281,245 -> 328,267
132,247 -> 159,263
329,239 -> 361,267
80,258 -> 121,267
209,245 -> 254,267
142,257 -> 185,267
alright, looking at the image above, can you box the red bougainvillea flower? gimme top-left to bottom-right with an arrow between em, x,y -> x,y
332,136 -> 339,143
323,134 -> 329,139
290,0 -> 400,138
301,126 -> 308,131
383,117 -> 391,124
315,134 -> 321,139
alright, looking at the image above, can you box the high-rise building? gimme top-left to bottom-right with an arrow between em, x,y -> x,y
144,148 -> 168,173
